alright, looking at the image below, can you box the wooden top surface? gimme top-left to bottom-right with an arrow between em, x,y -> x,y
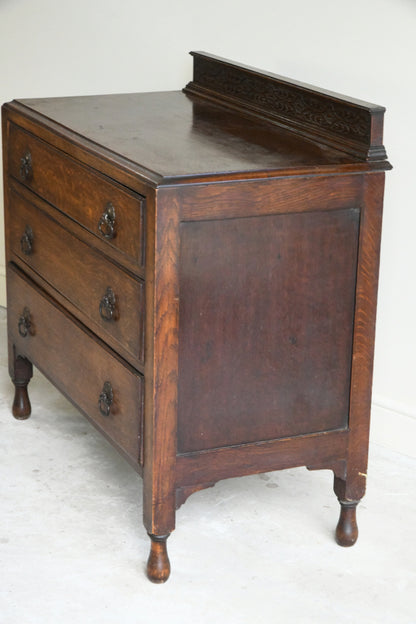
16,90 -> 363,184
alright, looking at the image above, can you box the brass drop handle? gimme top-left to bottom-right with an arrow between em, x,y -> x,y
19,151 -> 33,182
18,307 -> 33,337
99,287 -> 117,321
20,225 -> 34,255
98,203 -> 116,240
98,381 -> 113,416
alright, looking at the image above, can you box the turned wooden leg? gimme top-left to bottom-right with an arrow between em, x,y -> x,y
146,534 -> 171,583
335,500 -> 359,547
11,355 -> 33,420
333,474 -> 362,547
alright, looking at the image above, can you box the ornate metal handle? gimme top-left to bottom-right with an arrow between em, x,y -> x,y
19,151 -> 33,182
18,307 -> 33,337
99,286 -> 117,321
98,381 -> 113,416
20,225 -> 34,255
98,203 -> 116,240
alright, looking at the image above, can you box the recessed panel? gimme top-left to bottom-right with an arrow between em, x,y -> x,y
178,208 -> 359,453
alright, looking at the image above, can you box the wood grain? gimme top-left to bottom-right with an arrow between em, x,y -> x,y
177,174 -> 363,221
2,54 -> 391,580
143,188 -> 180,535
7,265 -> 144,463
176,430 -> 349,487
185,52 -> 387,161
8,122 -> 145,269
335,172 -> 386,502
8,186 -> 145,367
177,207 -> 359,453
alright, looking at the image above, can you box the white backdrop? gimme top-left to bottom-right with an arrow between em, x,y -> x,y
1,0 -> 415,454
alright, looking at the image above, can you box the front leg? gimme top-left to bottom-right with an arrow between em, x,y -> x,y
143,484 -> 175,584
11,353 -> 33,420
146,534 -> 171,583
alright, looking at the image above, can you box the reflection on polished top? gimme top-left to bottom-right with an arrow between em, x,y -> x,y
18,90 -> 359,181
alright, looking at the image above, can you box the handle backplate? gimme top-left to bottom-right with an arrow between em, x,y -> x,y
18,307 -> 34,338
19,151 -> 33,182
98,203 -> 116,240
99,286 -> 117,321
98,381 -> 113,416
20,225 -> 34,255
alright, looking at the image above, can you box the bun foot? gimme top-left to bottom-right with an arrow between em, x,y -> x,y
12,384 -> 31,419
146,534 -> 171,583
335,501 -> 359,547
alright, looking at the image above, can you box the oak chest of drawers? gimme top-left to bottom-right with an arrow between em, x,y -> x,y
2,52 -> 391,582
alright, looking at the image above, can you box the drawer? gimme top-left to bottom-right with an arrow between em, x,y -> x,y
8,187 -> 144,366
7,265 -> 144,463
8,123 -> 145,269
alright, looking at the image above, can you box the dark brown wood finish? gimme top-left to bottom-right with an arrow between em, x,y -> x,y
335,502 -> 359,547
10,349 -> 33,420
11,93 -> 358,181
7,185 -> 145,368
185,52 -> 387,161
176,429 -> 349,488
8,123 -> 145,270
7,265 -> 144,463
143,188 -> 180,537
177,173 -> 364,221
2,52 -> 390,583
146,534 -> 171,583
177,205 -> 360,453
333,172 -> 386,503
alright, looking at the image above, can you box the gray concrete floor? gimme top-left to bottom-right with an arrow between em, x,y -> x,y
0,307 -> 415,623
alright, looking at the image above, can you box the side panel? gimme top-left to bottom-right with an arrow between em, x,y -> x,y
177,204 -> 360,453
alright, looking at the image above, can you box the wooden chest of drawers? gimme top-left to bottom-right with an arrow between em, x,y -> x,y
2,52 -> 391,582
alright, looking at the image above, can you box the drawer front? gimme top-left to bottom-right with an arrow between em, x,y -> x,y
7,265 -> 143,463
8,187 -> 144,366
8,123 -> 145,269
